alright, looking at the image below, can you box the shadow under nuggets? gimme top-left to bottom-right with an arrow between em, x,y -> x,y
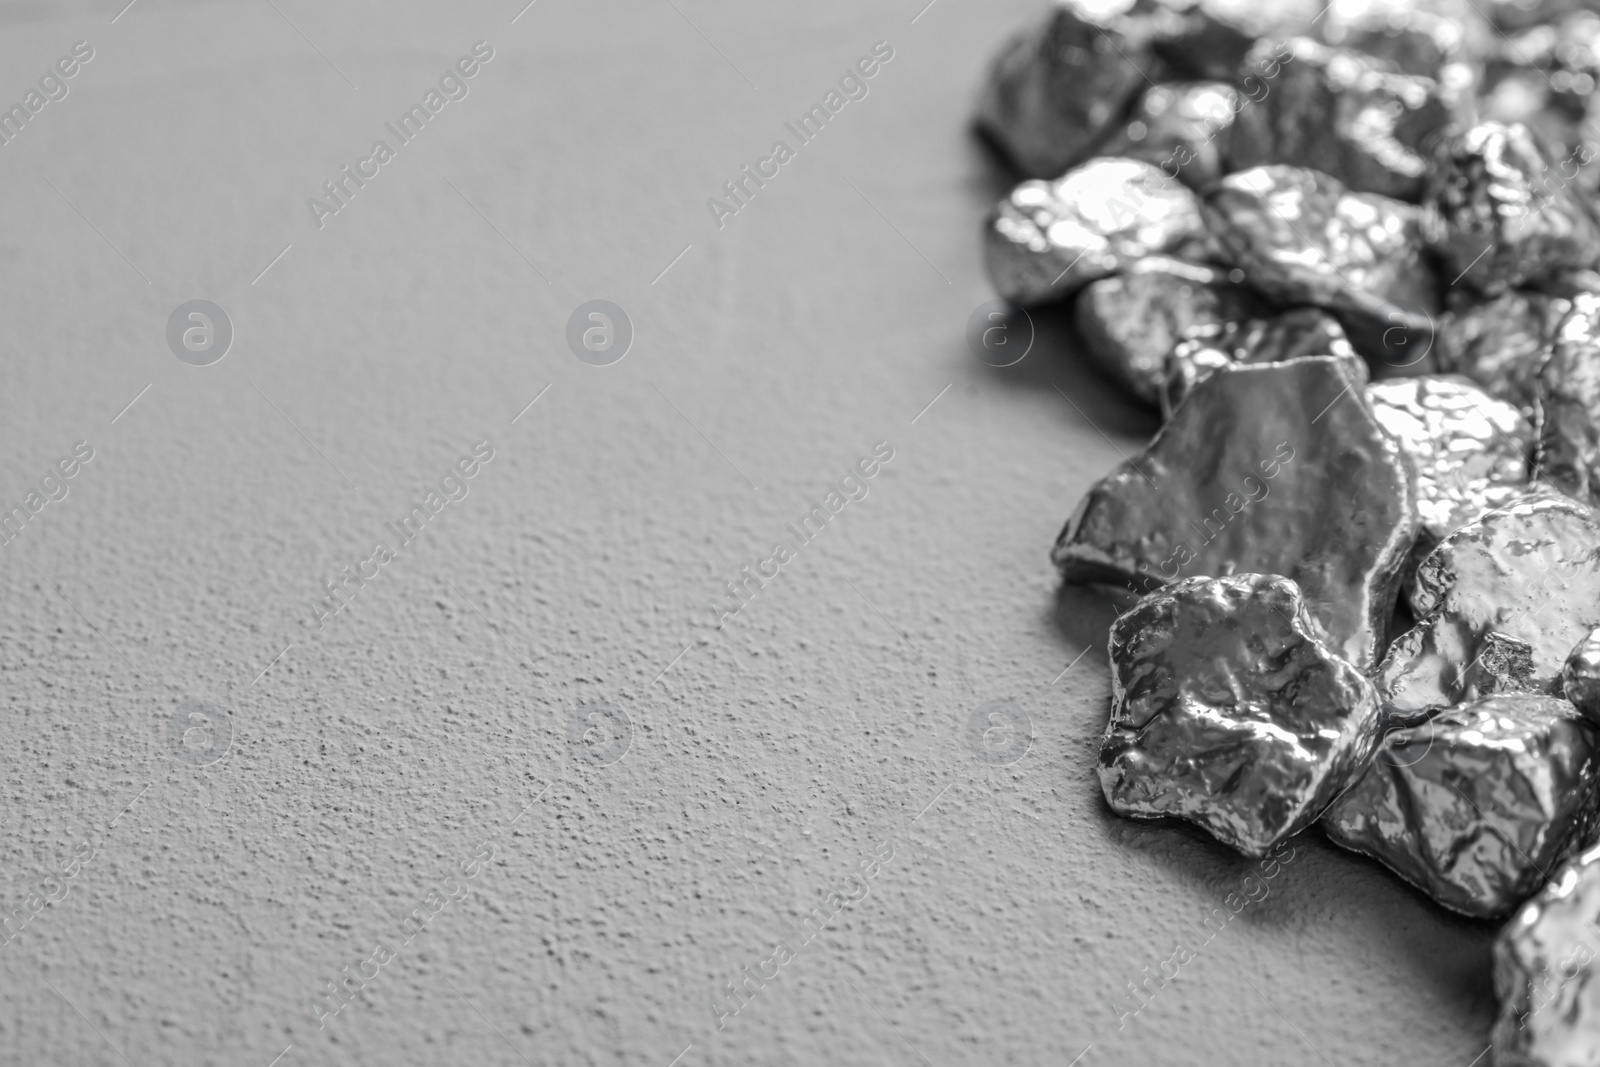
974,299 -> 1165,442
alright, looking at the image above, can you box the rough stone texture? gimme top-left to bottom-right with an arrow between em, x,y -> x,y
1102,574 -> 1384,857
1539,292 -> 1600,505
1493,842 -> 1600,1066
1323,694 -> 1600,918
1075,258 -> 1259,404
1225,37 -> 1455,201
1434,288 -> 1568,414
1378,493 -> 1600,726
1481,630 -> 1542,695
1054,355 -> 1416,670
1427,122 -> 1600,296
1203,165 -> 1439,367
986,158 -> 1207,305
0,3 -> 1519,1067
1563,628 -> 1600,726
1364,375 -> 1534,570
1098,82 -> 1241,189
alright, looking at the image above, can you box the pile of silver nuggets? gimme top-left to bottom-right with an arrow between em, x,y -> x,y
979,1 -> 1600,1062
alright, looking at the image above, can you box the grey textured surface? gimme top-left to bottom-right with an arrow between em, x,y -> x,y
0,1 -> 1497,1065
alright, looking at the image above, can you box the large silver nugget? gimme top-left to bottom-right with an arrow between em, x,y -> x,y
1054,355 -> 1415,670
974,2 -> 1161,179
1427,122 -> 1600,296
1365,376 -> 1534,567
1075,258 -> 1258,405
1225,37 -> 1455,201
1435,288 -> 1569,415
1378,493 -> 1600,726
1539,292 -> 1600,506
1101,573 -> 1384,857
1492,842 -> 1600,1066
1203,165 -> 1439,365
986,158 -> 1206,306
1323,694 -> 1600,918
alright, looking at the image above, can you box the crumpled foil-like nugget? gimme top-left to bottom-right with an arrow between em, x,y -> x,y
1324,694 -> 1600,918
1365,375 -> 1533,573
1493,841 -> 1600,1067
1427,122 -> 1600,296
987,158 -> 1206,306
1102,573 -> 1384,857
1378,492 -> 1600,726
1204,164 -> 1439,367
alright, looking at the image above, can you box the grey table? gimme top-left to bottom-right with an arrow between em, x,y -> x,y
0,0 -> 1493,1064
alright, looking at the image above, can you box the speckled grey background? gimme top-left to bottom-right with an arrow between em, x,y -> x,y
0,1 -> 1498,1064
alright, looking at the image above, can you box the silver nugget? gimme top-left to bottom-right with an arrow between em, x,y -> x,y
986,158 -> 1206,306
1102,573 -> 1384,857
1493,842 -> 1600,1066
1324,694 -> 1600,918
